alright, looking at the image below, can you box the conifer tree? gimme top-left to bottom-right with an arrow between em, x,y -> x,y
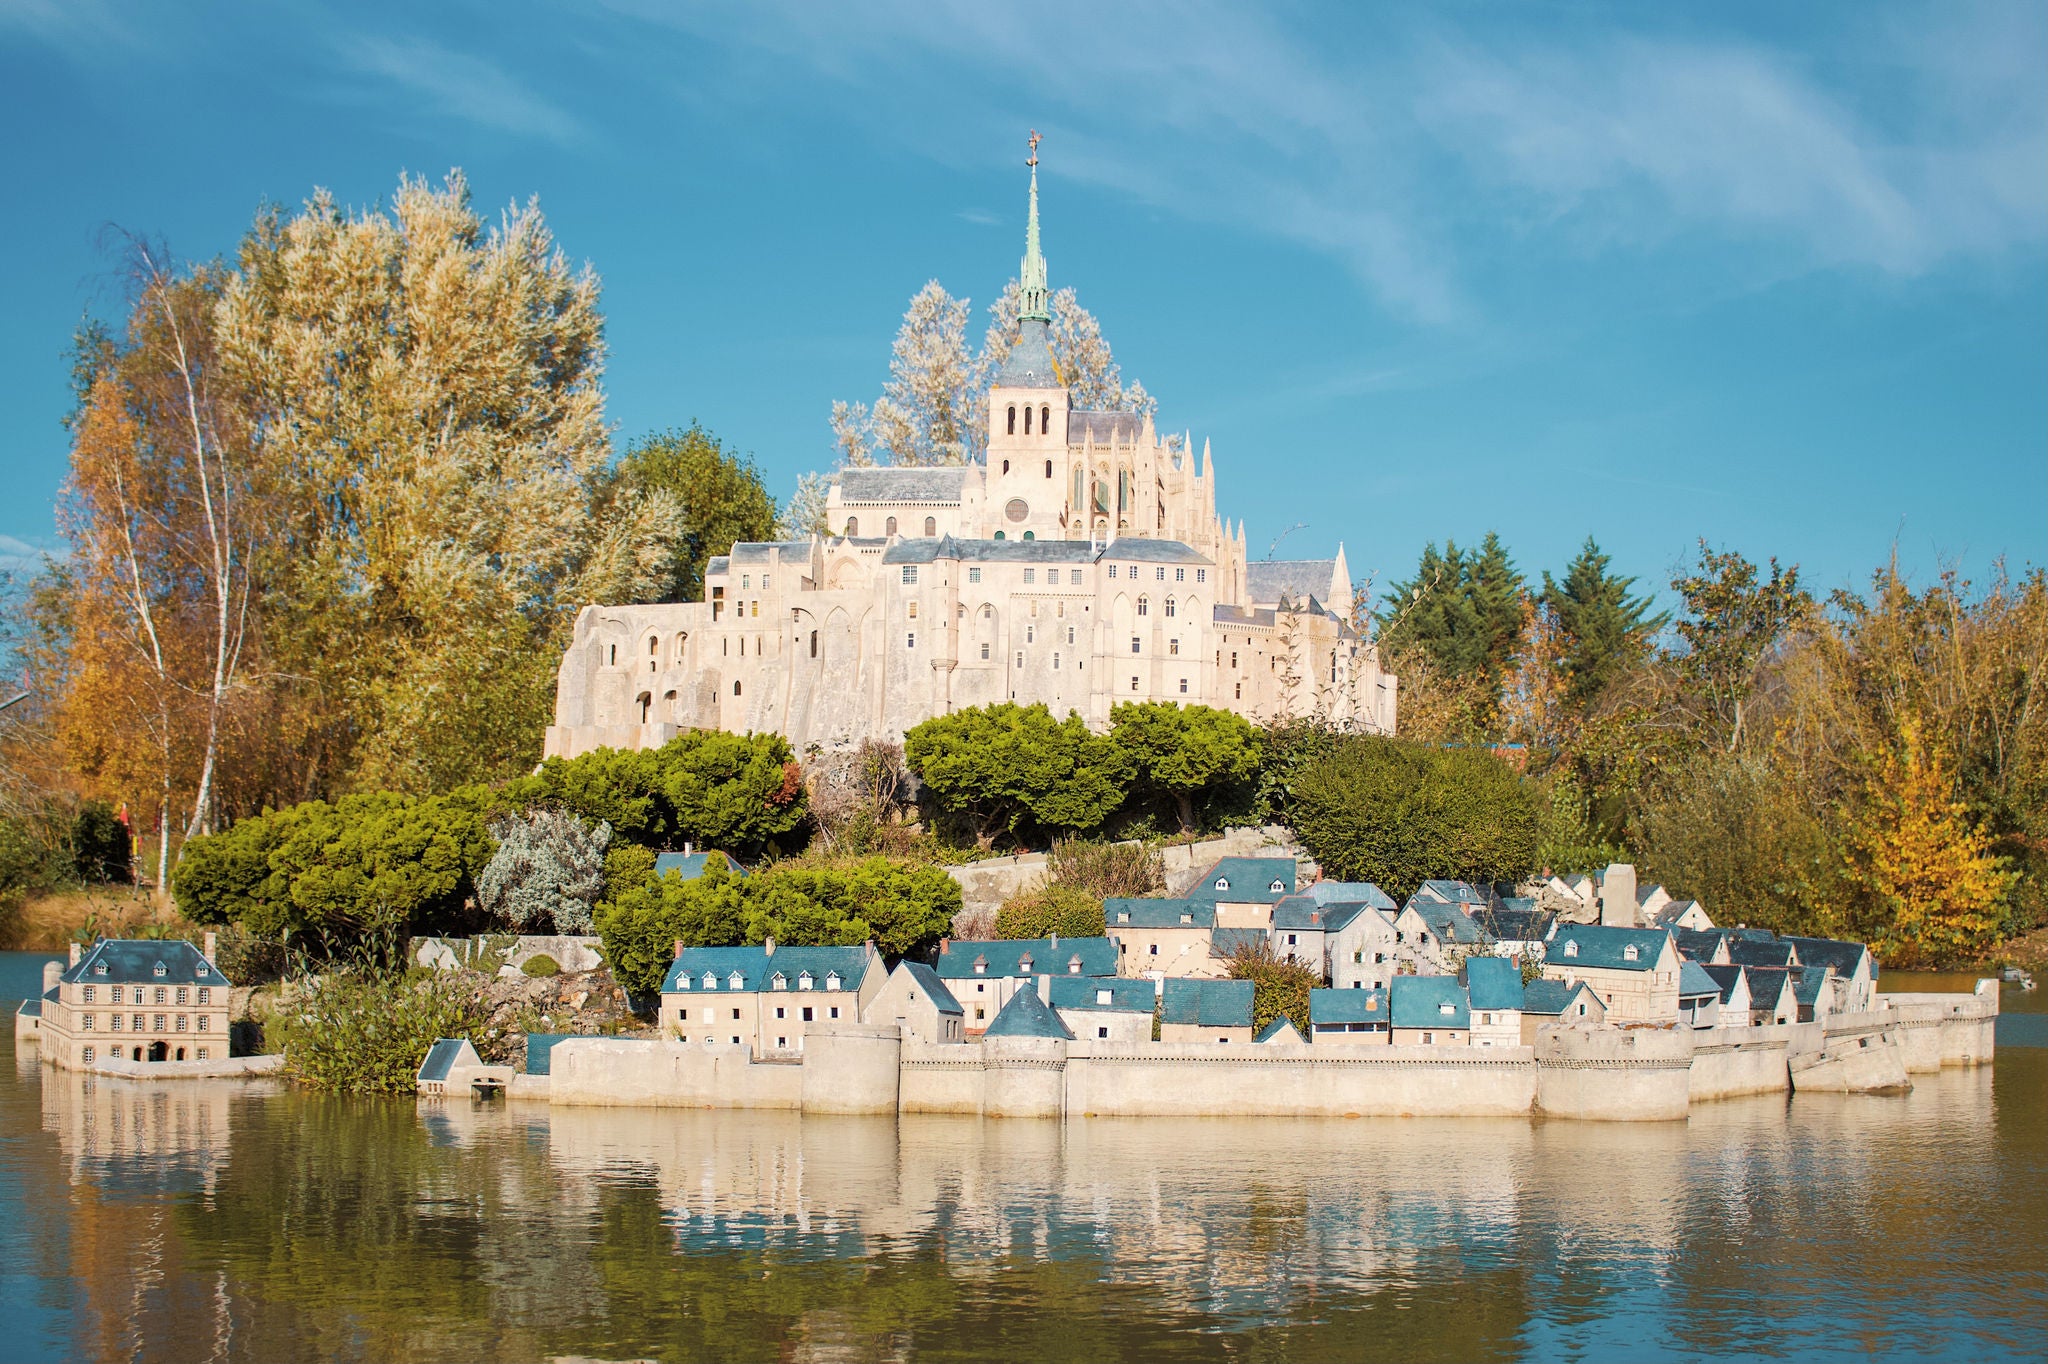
1542,538 -> 1667,709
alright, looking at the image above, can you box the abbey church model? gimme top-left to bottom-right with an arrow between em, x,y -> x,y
545,141 -> 1398,759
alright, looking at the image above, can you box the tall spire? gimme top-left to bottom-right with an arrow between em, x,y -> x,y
1019,129 -> 1050,323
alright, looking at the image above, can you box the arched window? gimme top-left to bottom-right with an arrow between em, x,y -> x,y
809,631 -> 818,658
1165,598 -> 1177,618
1025,406 -> 1033,434
1138,596 -> 1150,617
1022,530 -> 1034,540
637,692 -> 651,723
924,516 -> 936,536
648,637 -> 658,655
994,530 -> 1005,540
885,516 -> 897,536
1007,405 -> 1017,434
1002,459 -> 1010,475
733,680 -> 743,697
845,516 -> 858,536
1045,459 -> 1053,478
1040,404 -> 1050,433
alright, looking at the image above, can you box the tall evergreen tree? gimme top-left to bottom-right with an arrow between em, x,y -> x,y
1542,538 -> 1667,709
1376,533 -> 1524,682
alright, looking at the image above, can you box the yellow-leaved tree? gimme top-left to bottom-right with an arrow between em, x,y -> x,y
1838,718 -> 2014,968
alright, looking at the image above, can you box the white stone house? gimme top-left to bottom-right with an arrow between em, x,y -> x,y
1047,975 -> 1156,1043
934,935 -> 1118,1033
660,941 -> 885,1055
1542,924 -> 1683,1024
864,961 -> 966,1044
33,936 -> 234,1070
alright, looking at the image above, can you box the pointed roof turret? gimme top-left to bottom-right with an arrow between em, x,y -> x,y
1020,129 -> 1050,323
995,131 -> 1061,390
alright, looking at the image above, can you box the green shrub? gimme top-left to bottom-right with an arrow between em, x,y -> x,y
521,954 -> 560,977
71,799 -> 133,884
268,966 -> 492,1094
1224,942 -> 1317,1037
1108,702 -> 1263,833
994,883 -> 1106,940
1046,839 -> 1163,899
904,703 -> 1130,847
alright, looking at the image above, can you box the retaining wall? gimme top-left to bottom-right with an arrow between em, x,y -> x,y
1533,1026 -> 1694,1122
1688,1030 -> 1791,1102
547,1038 -> 803,1109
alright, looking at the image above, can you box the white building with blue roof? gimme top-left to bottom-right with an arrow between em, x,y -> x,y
660,939 -> 884,1056
33,935 -> 234,1070
935,933 -> 1118,1032
543,144 -> 1396,759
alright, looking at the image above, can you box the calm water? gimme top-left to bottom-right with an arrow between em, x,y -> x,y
3,952 -> 2044,1363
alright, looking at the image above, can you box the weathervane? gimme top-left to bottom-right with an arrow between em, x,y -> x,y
1027,129 -> 1041,168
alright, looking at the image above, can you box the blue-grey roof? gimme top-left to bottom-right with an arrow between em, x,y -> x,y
1794,965 -> 1832,1006
1104,898 -> 1214,930
1102,539 -> 1212,564
1405,898 -> 1491,947
1782,937 -> 1871,979
524,1033 -> 600,1077
654,851 -> 747,881
1726,938 -> 1797,969
934,936 -> 1118,980
418,1038 -> 471,1083
663,944 -> 872,994
1254,1016 -> 1304,1043
1700,963 -> 1748,1004
1391,976 -> 1470,1031
1416,879 -> 1492,906
835,466 -> 971,504
901,961 -> 964,1015
994,317 -> 1061,387
727,540 -> 817,563
1678,960 -> 1722,1000
706,555 -> 730,576
1187,857 -> 1297,903
1744,965 -> 1797,1008
1674,929 -> 1727,961
1246,559 -> 1337,607
1213,604 -> 1278,628
1161,977 -> 1255,1028
983,986 -> 1073,1039
1310,987 -> 1389,1025
1464,956 -> 1526,1011
1209,927 -> 1269,958
1549,924 -> 1673,972
18,997 -> 41,1018
1650,899 -> 1703,929
1521,979 -> 1599,1016
1070,410 -> 1145,445
61,939 -> 229,987
1308,881 -> 1396,909
883,536 -> 1110,565
1475,904 -> 1554,944
1046,976 -> 1155,1013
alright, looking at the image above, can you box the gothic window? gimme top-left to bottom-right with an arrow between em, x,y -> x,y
1002,459 -> 1011,474
885,516 -> 898,536
1137,597 -> 1149,617
845,516 -> 858,536
649,637 -> 658,655
1040,404 -> 1050,432
637,692 -> 651,723
1025,406 -> 1033,434
664,688 -> 677,714
1045,459 -> 1053,478
733,681 -> 742,696
1165,598 -> 1177,618
1007,406 -> 1016,434
924,516 -> 936,536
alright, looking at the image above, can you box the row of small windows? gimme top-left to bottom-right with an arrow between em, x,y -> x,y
80,986 -> 210,1005
675,970 -> 844,991
77,1014 -> 213,1032
845,516 -> 942,538
79,1047 -> 209,1063
674,1004 -> 842,1022
1006,405 -> 1054,436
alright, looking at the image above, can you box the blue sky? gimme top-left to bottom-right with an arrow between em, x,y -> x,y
2,0 -> 2042,612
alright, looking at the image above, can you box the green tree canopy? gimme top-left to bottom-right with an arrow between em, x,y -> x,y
1287,735 -> 1540,902
994,883 -> 1107,940
1377,533 -> 1525,682
595,425 -> 780,603
1670,541 -> 1813,752
1542,537 -> 1667,709
1109,701 -> 1263,833
904,703 -> 1129,846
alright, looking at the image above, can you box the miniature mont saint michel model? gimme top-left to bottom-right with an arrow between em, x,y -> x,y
545,139 -> 1399,758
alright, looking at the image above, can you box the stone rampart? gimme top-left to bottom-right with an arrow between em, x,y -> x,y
799,1024 -> 902,1115
1062,1042 -> 1535,1118
1877,982 -> 1999,1067
1688,1031 -> 1790,1102
1534,1025 -> 1694,1122
547,1038 -> 803,1109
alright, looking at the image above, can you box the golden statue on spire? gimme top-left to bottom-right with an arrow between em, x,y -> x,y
1027,129 -> 1041,168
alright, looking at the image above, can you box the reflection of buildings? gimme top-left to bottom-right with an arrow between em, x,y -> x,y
39,1064 -> 254,1194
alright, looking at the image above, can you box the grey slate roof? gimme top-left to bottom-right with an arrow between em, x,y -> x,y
1070,410 -> 1145,445
1246,559 -> 1338,607
418,1038 -> 474,1083
1521,979 -> 1598,1017
1417,879 -> 1493,906
1254,1016 -> 1305,1043
1271,895 -> 1332,931
1464,956 -> 1526,1011
1105,898 -> 1214,930
1103,539 -> 1212,564
994,318 -> 1061,387
934,936 -> 1118,980
727,541 -> 817,563
706,555 -> 730,576
62,939 -> 228,988
1650,900 -> 1704,929
1793,965 -> 1833,1007
1390,976 -> 1470,1031
1187,857 -> 1298,903
983,986 -> 1074,1039
1674,929 -> 1727,961
1161,977 -> 1255,1028
1310,986 -> 1389,1025
1744,965 -> 1799,1011
18,997 -> 40,1018
1209,927 -> 1269,958
901,961 -> 964,1016
1308,880 -> 1396,909
1405,898 -> 1491,947
1549,924 -> 1673,972
1046,976 -> 1156,1013
1700,963 -> 1748,1005
1474,903 -> 1555,944
653,851 -> 747,881
1782,937 -> 1872,979
1678,960 -> 1722,1000
1726,938 -> 1798,969
835,466 -> 970,504
663,944 -> 872,995
1213,604 -> 1278,628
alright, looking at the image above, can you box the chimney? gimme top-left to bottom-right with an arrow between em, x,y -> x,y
673,939 -> 685,960
1050,932 -> 1059,949
1599,864 -> 1638,928
939,938 -> 950,955
43,960 -> 61,995
203,930 -> 218,963
763,936 -> 776,957
69,942 -> 82,966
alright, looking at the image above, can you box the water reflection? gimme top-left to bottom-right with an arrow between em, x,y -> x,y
5,998 -> 2045,1363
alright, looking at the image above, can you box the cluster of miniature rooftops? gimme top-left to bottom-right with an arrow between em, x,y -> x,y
651,854 -> 1879,1047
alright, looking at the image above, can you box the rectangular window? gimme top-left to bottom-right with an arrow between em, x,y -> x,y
111,987 -> 122,1004
1197,569 -> 1206,583
968,567 -> 982,583
829,1006 -> 841,1019
1423,1032 -> 1434,1044
1169,639 -> 1180,655
906,633 -> 916,649
1131,676 -> 1139,691
901,566 -> 918,584
197,988 -> 210,1005
82,1047 -> 95,1063
1023,568 -> 1035,583
678,1008 -> 689,1021
1175,568 -> 1185,582
1066,627 -> 1075,645
1053,653 -> 1061,669
1156,567 -> 1166,580
153,1015 -> 165,1032
111,1015 -> 122,1031
1017,652 -> 1025,668
81,1014 -> 93,1030
762,575 -> 770,589
802,1007 -> 814,1022
196,1048 -> 208,1060
1098,1026 -> 1110,1039
980,643 -> 991,660
1046,569 -> 1058,585
1109,565 -> 1118,578
1027,625 -> 1035,643
176,1015 -> 188,1032
82,985 -> 96,1004
777,1036 -> 787,1048
155,987 -> 167,1005
176,987 -> 188,1005
1179,678 -> 1189,694
775,1007 -> 785,1019
742,574 -> 750,588
907,602 -> 918,619
1131,637 -> 1141,654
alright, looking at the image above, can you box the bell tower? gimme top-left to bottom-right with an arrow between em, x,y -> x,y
986,130 -> 1073,540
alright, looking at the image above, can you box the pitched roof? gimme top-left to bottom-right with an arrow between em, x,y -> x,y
727,540 -> 818,564
1270,896 -> 1328,931
1549,924 -> 1673,972
1254,1016 -> 1306,1044
417,1038 -> 477,1083
1416,879 -> 1492,906
653,851 -> 747,881
1521,979 -> 1600,1017
1700,963 -> 1749,1005
662,944 -> 872,994
1246,559 -> 1338,607
994,317 -> 1060,387
900,961 -> 964,1016
61,939 -> 229,988
1105,538 -> 1214,564
1046,976 -> 1155,1014
1793,965 -> 1833,1006
1310,986 -> 1389,1024
1782,937 -> 1872,979
1651,899 -> 1706,929
1186,857 -> 1297,903
983,986 -> 1074,1039
1390,976 -> 1471,1031
1307,881 -> 1396,909
524,1032 -> 601,1077
1464,956 -> 1526,1011
1209,927 -> 1269,958
1404,898 -> 1491,946
1678,960 -> 1722,1000
835,466 -> 971,504
1743,965 -> 1799,1009
1674,929 -> 1727,961
1474,903 -> 1555,944
933,936 -> 1118,980
1070,410 -> 1146,445
1161,977 -> 1255,1028
1104,898 -> 1214,930
1726,938 -> 1798,969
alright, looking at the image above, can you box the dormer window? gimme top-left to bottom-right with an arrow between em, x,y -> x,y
973,959 -> 987,975
1179,913 -> 1192,925
677,975 -> 692,990
93,964 -> 106,976
1214,877 -> 1230,891
1623,944 -> 1640,961
702,971 -> 719,988
153,962 -> 166,978
1269,880 -> 1285,893
1017,956 -> 1034,974
770,972 -> 787,990
1067,956 -> 1082,974
1563,941 -> 1579,958
1116,911 -> 1129,924
799,972 -> 815,991
1439,1002 -> 1455,1015
825,973 -> 842,992
727,970 -> 745,989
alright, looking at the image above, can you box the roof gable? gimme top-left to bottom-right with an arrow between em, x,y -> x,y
1390,976 -> 1470,1030
984,987 -> 1075,1039
62,939 -> 229,987
900,961 -> 964,1015
1160,977 -> 1255,1028
1463,956 -> 1526,1010
1678,960 -> 1722,999
1186,857 -> 1297,903
1254,1016 -> 1306,1044
1549,924 -> 1675,972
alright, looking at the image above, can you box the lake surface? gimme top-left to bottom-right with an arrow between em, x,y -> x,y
3,952 -> 2044,1363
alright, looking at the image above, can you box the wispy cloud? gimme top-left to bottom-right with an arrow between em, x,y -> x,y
0,534 -> 58,574
335,34 -> 586,145
955,208 -> 1000,226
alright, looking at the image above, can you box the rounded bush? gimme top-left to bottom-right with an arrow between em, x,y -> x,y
521,954 -> 560,978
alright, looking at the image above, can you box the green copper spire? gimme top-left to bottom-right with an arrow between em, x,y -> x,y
1019,129 -> 1050,323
